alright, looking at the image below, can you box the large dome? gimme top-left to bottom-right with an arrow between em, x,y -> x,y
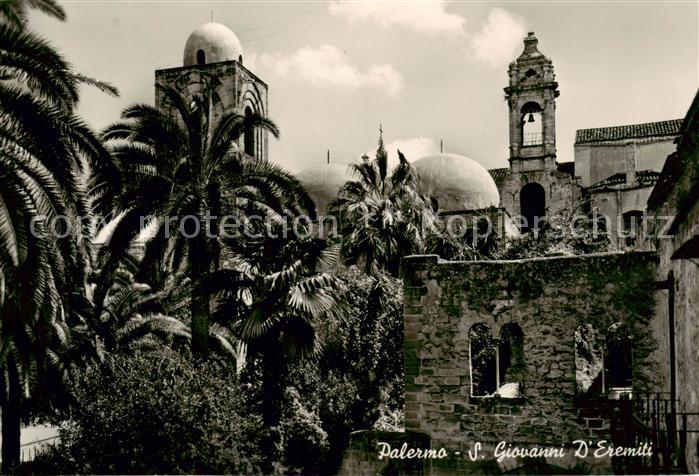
183,22 -> 243,66
296,164 -> 351,215
412,153 -> 500,211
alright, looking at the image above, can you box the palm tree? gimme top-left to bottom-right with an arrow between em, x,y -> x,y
0,16 -> 116,472
98,82 -> 314,357
211,225 -> 344,470
73,253 -> 242,362
329,136 -> 436,277
0,0 -> 65,27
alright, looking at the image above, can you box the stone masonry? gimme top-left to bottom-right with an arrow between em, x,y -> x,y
403,252 -> 659,457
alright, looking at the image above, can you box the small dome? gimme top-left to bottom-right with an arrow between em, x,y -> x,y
183,22 -> 243,66
412,153 -> 500,211
296,164 -> 351,214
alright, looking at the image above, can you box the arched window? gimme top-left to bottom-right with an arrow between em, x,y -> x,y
520,182 -> 546,233
196,49 -> 206,66
520,102 -> 543,146
575,324 -> 604,396
469,324 -> 496,397
243,106 -> 255,157
470,323 -> 524,398
606,323 -> 633,398
498,323 -> 524,397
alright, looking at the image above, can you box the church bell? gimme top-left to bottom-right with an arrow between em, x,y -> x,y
527,113 -> 535,123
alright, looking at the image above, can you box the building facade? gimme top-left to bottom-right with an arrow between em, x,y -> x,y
576,120 -> 682,247
154,22 -> 269,161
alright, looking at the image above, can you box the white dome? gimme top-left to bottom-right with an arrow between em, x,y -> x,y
296,164 -> 351,214
183,23 -> 243,66
412,153 -> 500,212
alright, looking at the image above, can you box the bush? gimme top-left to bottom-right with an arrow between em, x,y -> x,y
32,351 -> 265,474
289,266 -> 405,473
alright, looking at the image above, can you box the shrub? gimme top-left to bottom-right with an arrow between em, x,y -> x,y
289,266 -> 405,473
32,350 -> 265,474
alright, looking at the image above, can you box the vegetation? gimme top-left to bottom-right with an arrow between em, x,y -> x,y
0,0 -> 116,468
0,2 -> 662,475
329,136 -> 437,277
31,351 -> 266,474
97,80 -> 313,357
495,204 -> 615,259
0,3 -> 407,469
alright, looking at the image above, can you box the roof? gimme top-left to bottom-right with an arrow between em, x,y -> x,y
575,119 -> 683,144
488,167 -> 509,187
588,169 -> 661,190
413,153 -> 500,212
183,23 -> 243,67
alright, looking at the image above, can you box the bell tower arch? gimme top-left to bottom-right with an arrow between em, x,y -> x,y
504,32 -> 559,173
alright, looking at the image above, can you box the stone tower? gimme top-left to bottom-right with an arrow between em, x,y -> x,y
154,22 -> 269,161
504,32 -> 559,173
493,32 -> 578,231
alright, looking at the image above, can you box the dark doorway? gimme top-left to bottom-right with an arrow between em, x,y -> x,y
606,323 -> 633,391
520,182 -> 546,232
196,49 -> 206,66
244,106 -> 255,157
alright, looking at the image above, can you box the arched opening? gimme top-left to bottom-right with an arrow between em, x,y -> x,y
575,324 -> 604,396
196,49 -> 206,66
243,106 -> 255,157
498,323 -> 524,397
606,323 -> 633,398
520,182 -> 546,233
520,102 -> 543,146
622,210 -> 644,247
469,324 -> 496,396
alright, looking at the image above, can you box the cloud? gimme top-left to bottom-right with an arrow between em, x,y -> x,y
469,8 -> 527,68
261,44 -> 404,97
362,136 -> 439,169
328,0 -> 465,36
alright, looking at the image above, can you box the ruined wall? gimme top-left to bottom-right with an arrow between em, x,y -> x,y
403,252 -> 659,452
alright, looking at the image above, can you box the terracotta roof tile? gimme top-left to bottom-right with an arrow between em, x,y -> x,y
488,167 -> 509,187
575,119 -> 682,144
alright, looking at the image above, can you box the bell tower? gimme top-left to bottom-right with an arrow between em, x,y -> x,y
504,32 -> 559,173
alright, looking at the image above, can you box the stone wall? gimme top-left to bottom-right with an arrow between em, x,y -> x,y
403,252 -> 659,455
154,60 -> 269,161
497,168 -> 581,224
647,92 -> 699,473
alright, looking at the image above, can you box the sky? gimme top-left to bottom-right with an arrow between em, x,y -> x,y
30,1 -> 698,173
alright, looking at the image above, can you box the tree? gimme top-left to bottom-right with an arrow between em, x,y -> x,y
31,351 -> 266,474
329,135 -> 436,277
98,82 -> 313,357
0,0 -> 65,27
212,226 -> 344,471
0,14 -> 116,471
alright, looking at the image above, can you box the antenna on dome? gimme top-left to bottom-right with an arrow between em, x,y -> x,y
327,149 -> 330,164
211,10 -> 215,22
440,139 -> 444,153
